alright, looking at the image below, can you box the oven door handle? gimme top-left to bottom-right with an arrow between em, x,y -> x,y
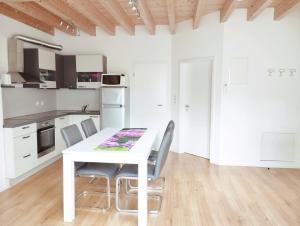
39,127 -> 55,133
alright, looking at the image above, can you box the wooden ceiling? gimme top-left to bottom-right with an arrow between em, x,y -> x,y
0,0 -> 299,36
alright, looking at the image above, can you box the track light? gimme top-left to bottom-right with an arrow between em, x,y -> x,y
128,0 -> 140,18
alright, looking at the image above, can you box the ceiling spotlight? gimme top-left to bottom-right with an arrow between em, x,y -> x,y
128,0 -> 140,18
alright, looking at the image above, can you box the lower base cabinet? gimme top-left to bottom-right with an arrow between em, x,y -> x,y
4,123 -> 38,178
4,114 -> 101,179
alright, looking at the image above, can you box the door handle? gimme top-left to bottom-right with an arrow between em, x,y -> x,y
185,105 -> 190,108
157,104 -> 163,107
22,126 -> 30,129
23,154 -> 31,158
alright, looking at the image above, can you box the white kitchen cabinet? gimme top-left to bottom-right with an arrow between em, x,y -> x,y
4,123 -> 38,178
38,48 -> 56,71
70,114 -> 100,138
55,115 -> 70,152
76,54 -> 104,72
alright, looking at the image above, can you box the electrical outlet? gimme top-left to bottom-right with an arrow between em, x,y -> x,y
35,101 -> 39,106
40,100 -> 44,106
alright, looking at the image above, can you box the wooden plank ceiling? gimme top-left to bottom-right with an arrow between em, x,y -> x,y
0,0 -> 299,36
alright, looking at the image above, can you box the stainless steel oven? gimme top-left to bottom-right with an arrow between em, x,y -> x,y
37,119 -> 55,158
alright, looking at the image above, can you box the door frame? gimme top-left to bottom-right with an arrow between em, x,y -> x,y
178,57 -> 215,159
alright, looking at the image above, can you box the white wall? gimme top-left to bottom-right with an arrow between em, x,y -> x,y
1,8 -> 300,169
56,89 -> 100,111
172,13 -> 224,163
54,26 -> 172,74
2,88 -> 56,118
219,7 -> 300,168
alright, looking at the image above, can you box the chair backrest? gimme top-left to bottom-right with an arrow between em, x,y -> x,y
163,120 -> 175,137
81,118 -> 98,138
153,120 -> 175,179
61,124 -> 83,148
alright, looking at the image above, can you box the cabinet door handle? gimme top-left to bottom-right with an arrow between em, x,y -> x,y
89,116 -> 98,118
78,85 -> 86,88
59,117 -> 65,120
23,154 -> 31,158
22,126 -> 30,129
22,135 -> 31,139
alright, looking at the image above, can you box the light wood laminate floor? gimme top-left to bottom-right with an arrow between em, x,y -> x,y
1,153 -> 300,226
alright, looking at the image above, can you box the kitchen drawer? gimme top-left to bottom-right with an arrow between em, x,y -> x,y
14,150 -> 37,178
13,123 -> 37,138
13,132 -> 37,158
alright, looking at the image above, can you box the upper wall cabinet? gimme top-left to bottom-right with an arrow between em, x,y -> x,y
63,55 -> 77,89
75,54 -> 107,89
24,48 -> 57,89
76,55 -> 107,72
38,49 -> 56,71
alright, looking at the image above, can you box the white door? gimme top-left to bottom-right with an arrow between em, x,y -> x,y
179,58 -> 212,158
131,63 -> 169,148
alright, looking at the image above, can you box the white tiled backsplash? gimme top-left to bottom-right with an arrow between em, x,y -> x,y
2,88 -> 101,119
2,88 -> 56,118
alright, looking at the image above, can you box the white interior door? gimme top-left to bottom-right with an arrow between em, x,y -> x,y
131,63 -> 169,148
179,58 -> 212,158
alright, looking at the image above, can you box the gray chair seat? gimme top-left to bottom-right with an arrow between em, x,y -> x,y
76,163 -> 119,179
116,164 -> 156,179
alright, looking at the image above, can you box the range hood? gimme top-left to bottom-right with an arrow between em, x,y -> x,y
7,38 -> 42,87
6,35 -> 62,88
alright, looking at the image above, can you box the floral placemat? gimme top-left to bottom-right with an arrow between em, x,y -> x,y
95,128 -> 147,151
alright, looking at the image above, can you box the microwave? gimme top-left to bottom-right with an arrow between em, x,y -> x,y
101,74 -> 128,87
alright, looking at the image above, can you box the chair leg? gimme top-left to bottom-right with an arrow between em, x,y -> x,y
76,176 -> 111,211
127,177 -> 165,193
106,176 -> 110,210
116,177 -> 163,214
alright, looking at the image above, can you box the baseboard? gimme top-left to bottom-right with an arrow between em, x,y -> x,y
2,154 -> 62,191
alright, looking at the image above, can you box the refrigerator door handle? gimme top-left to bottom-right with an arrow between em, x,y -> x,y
102,104 -> 123,108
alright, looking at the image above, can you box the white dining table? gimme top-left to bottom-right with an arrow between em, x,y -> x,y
62,128 -> 157,226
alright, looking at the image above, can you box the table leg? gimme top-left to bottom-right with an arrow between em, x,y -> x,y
138,160 -> 148,226
63,155 -> 75,222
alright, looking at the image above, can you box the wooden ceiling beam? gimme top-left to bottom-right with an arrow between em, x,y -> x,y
247,0 -> 273,21
101,0 -> 135,35
4,1 -> 76,36
0,3 -> 54,35
37,0 -> 96,36
274,0 -> 300,20
166,0 -> 176,34
138,0 -> 155,35
193,0 -> 207,29
65,0 -> 115,35
220,0 -> 238,23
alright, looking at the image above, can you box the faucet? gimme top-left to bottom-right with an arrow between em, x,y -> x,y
82,104 -> 88,112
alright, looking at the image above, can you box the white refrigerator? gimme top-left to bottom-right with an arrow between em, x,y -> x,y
100,87 -> 129,129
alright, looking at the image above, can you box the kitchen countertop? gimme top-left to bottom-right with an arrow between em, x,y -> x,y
3,110 -> 100,128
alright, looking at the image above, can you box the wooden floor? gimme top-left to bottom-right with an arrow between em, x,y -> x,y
1,153 -> 300,226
